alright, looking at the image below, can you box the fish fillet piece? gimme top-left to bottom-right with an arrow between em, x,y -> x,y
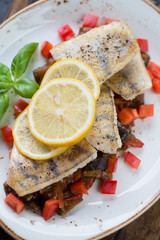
85,85 -> 122,153
51,21 -> 139,85
7,140 -> 97,196
105,52 -> 152,100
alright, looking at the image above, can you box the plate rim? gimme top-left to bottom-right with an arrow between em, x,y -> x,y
0,0 -> 160,239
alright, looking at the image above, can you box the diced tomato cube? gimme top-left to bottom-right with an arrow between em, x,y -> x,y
42,198 -> 59,221
147,62 -> 160,80
136,39 -> 148,52
131,108 -> 139,118
101,180 -> 117,194
107,156 -> 118,172
1,125 -> 13,145
65,194 -> 83,202
70,181 -> 88,195
82,14 -> 99,28
41,41 -> 53,58
5,193 -> 24,214
147,69 -> 154,81
138,104 -> 154,118
58,24 -> 75,41
118,108 -> 138,125
124,151 -> 141,169
13,99 -> 29,116
152,78 -> 160,94
105,18 -> 120,25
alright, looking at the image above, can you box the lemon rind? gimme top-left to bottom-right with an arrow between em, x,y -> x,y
13,109 -> 68,160
40,58 -> 100,100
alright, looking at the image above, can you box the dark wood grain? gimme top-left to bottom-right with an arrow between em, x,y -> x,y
103,199 -> 160,240
115,200 -> 160,240
0,0 -> 160,240
3,0 -> 29,21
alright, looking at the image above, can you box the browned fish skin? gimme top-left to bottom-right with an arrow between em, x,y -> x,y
51,21 -> 139,85
106,53 -> 152,100
7,139 -> 97,196
86,85 -> 122,153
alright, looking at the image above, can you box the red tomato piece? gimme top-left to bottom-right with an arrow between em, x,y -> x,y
70,181 -> 88,195
131,108 -> 139,118
147,62 -> 160,80
124,151 -> 141,169
82,14 -> 99,28
4,193 -> 24,214
138,104 -> 154,118
13,99 -> 29,116
58,24 -> 75,41
42,198 -> 59,221
136,39 -> 148,52
1,125 -> 13,144
118,108 -> 138,125
105,18 -> 120,25
147,69 -> 154,81
123,136 -> 144,148
101,180 -> 117,194
152,78 -> 160,94
65,194 -> 83,202
41,41 -> 53,58
107,156 -> 118,173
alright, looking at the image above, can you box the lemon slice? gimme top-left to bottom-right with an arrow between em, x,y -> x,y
13,109 -> 68,160
28,78 -> 96,147
41,58 -> 100,100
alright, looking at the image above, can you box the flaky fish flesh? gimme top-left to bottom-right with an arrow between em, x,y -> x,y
105,52 -> 152,100
85,85 -> 122,153
51,21 -> 139,85
7,140 -> 97,196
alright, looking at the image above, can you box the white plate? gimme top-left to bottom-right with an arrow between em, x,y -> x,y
0,0 -> 160,239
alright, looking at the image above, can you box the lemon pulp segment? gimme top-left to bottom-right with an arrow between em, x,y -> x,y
28,78 -> 96,147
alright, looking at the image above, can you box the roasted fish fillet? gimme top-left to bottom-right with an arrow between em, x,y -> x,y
105,52 -> 152,100
7,140 -> 97,196
51,21 -> 139,85
85,85 -> 122,153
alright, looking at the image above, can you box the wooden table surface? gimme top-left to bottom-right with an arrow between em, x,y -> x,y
0,0 -> 160,239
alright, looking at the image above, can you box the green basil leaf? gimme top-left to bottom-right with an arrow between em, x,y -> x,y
11,42 -> 39,79
13,78 -> 39,98
0,63 -> 11,81
0,92 -> 9,122
0,75 -> 10,82
0,82 -> 13,92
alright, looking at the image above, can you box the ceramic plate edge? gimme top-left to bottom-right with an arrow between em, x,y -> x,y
0,0 -> 160,240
